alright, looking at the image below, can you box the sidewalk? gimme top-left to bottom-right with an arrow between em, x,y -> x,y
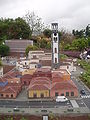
0,106 -> 90,115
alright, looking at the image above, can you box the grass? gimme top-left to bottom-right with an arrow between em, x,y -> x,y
78,59 -> 90,88
60,54 -> 68,59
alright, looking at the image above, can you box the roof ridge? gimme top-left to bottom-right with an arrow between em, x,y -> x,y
1,86 -> 16,93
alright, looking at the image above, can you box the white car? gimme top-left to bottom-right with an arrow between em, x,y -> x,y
56,96 -> 68,102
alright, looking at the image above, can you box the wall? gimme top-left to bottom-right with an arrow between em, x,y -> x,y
50,89 -> 78,97
28,90 -> 50,98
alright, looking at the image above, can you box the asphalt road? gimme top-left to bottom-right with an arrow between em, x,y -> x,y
0,100 -> 72,108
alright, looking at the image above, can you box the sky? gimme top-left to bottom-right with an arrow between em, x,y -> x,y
0,0 -> 90,31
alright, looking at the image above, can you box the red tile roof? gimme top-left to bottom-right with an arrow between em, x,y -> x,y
29,84 -> 49,90
51,80 -> 77,90
1,86 -> 16,93
22,74 -> 32,79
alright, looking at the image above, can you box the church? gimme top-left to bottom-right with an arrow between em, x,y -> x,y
27,23 -> 78,98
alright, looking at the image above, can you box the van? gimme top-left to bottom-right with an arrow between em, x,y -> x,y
56,96 -> 68,102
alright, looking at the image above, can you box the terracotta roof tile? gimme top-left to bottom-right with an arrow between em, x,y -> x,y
51,80 -> 77,90
29,84 -> 49,90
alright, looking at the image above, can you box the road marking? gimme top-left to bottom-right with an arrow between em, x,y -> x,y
81,100 -> 88,108
70,100 -> 79,108
81,95 -> 90,98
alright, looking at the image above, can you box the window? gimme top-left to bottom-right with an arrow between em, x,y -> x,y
33,93 -> 37,98
61,93 -> 64,96
55,58 -> 57,63
6,95 -> 9,98
66,92 -> 69,96
55,48 -> 57,53
1,94 -> 3,97
55,92 -> 58,97
71,92 -> 74,96
11,94 -> 13,98
41,93 -> 44,98
54,37 -> 57,42
33,55 -> 36,59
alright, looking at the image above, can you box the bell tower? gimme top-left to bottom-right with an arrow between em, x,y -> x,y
51,23 -> 60,69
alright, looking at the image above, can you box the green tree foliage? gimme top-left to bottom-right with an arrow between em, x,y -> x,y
25,45 -> 38,56
86,25 -> 90,37
87,37 -> 90,46
78,60 -> 90,88
0,58 -> 3,66
46,42 -> 51,49
43,29 -> 52,38
20,117 -> 27,120
72,38 -> 88,51
72,24 -> 90,38
0,44 -> 10,56
0,17 -> 31,43
72,29 -> 84,38
64,38 -> 88,51
40,39 -> 47,48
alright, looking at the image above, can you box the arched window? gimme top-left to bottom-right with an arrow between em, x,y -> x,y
55,48 -> 57,53
54,37 -> 57,42
11,94 -> 13,98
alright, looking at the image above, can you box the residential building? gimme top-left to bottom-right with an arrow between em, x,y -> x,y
5,40 -> 33,53
50,80 -> 78,98
28,77 -> 51,98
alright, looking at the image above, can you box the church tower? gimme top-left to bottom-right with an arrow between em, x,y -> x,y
51,23 -> 60,69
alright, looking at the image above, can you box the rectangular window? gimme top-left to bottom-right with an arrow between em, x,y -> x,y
55,58 -> 57,63
55,48 -> 57,53
33,93 -> 37,98
55,92 -> 58,97
66,92 -> 69,96
61,93 -> 64,96
71,92 -> 74,96
41,93 -> 44,98
1,94 -> 3,97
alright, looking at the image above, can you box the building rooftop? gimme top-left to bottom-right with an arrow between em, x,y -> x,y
51,80 -> 77,90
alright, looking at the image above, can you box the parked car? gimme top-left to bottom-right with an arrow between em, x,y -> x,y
80,89 -> 86,95
56,96 -> 68,102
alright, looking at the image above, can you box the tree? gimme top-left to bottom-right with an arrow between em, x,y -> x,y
8,17 -> 32,39
43,29 -> 52,38
72,38 -> 88,51
0,44 -> 10,56
0,17 -> 31,40
24,11 -> 44,35
60,29 -> 75,44
40,39 -> 47,48
86,25 -> 90,37
0,58 -> 3,66
25,45 -> 38,56
46,42 -> 51,49
87,37 -> 90,46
